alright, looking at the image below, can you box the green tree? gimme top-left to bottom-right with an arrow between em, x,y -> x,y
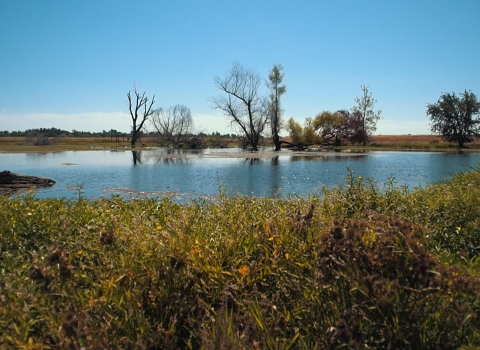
351,85 -> 381,145
427,90 -> 480,148
286,118 -> 303,144
285,117 -> 322,145
302,117 -> 320,144
267,64 -> 287,151
313,111 -> 345,144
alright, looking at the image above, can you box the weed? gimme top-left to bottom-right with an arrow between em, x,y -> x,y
2,169 -> 480,348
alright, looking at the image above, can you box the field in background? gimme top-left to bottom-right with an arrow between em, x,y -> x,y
1,134 -> 480,153
372,134 -> 445,144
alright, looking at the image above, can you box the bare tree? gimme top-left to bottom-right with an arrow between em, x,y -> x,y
267,64 -> 287,151
151,105 -> 194,147
212,62 -> 269,151
127,86 -> 156,148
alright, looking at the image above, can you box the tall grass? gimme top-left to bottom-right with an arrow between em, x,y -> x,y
1,168 -> 480,348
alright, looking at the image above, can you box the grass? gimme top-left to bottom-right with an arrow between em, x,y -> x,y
2,135 -> 480,153
0,136 -> 136,153
2,168 -> 480,348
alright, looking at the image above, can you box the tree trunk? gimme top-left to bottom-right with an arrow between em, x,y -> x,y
131,130 -> 137,148
132,151 -> 140,165
273,134 -> 281,151
251,132 -> 259,151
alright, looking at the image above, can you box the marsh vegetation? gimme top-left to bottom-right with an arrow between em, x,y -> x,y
2,168 -> 480,348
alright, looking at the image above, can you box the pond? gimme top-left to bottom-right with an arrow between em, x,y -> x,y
1,148 -> 480,201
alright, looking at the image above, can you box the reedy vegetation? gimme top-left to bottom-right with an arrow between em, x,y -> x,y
2,169 -> 480,349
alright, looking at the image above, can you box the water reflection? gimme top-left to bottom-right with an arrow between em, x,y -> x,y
270,157 -> 281,197
290,155 -> 367,162
2,149 -> 480,201
161,158 -> 191,165
140,152 -> 191,165
132,151 -> 141,165
245,158 -> 260,165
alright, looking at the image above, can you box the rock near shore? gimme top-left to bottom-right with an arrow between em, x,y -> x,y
0,170 -> 56,196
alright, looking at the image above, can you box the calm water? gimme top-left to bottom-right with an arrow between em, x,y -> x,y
1,149 -> 480,201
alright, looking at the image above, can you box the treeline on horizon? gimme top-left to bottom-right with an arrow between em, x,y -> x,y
0,127 -> 235,139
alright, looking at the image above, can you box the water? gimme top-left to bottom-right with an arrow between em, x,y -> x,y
1,149 -> 480,201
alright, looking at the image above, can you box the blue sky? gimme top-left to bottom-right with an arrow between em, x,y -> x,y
1,0 -> 479,135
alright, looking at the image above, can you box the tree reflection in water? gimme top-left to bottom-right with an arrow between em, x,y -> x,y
289,155 -> 367,162
162,158 -> 189,165
270,157 -> 281,197
132,150 -> 191,165
244,158 -> 260,165
132,151 -> 141,165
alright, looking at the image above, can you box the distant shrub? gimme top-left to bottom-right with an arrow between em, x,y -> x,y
33,135 -> 51,145
23,133 -> 52,146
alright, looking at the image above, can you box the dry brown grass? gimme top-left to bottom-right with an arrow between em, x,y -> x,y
0,136 -> 136,153
367,134 -> 480,151
371,134 -> 446,144
2,135 -> 480,153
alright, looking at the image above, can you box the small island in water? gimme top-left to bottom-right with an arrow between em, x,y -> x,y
0,170 -> 55,196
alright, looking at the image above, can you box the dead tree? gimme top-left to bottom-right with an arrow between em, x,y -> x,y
212,62 -> 269,151
127,87 -> 155,148
150,104 -> 194,147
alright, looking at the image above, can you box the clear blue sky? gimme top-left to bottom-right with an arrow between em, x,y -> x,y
1,0 -> 479,135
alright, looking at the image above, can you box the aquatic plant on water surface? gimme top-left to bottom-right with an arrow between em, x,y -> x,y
1,168 -> 480,349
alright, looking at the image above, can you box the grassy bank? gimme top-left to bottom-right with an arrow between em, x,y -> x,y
2,170 -> 480,349
2,135 -> 480,153
0,136 -> 133,153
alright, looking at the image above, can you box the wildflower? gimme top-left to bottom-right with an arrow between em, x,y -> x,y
156,225 -> 163,230
77,250 -> 83,255
238,265 -> 250,276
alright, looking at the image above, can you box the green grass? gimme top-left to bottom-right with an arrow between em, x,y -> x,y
2,169 -> 480,349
